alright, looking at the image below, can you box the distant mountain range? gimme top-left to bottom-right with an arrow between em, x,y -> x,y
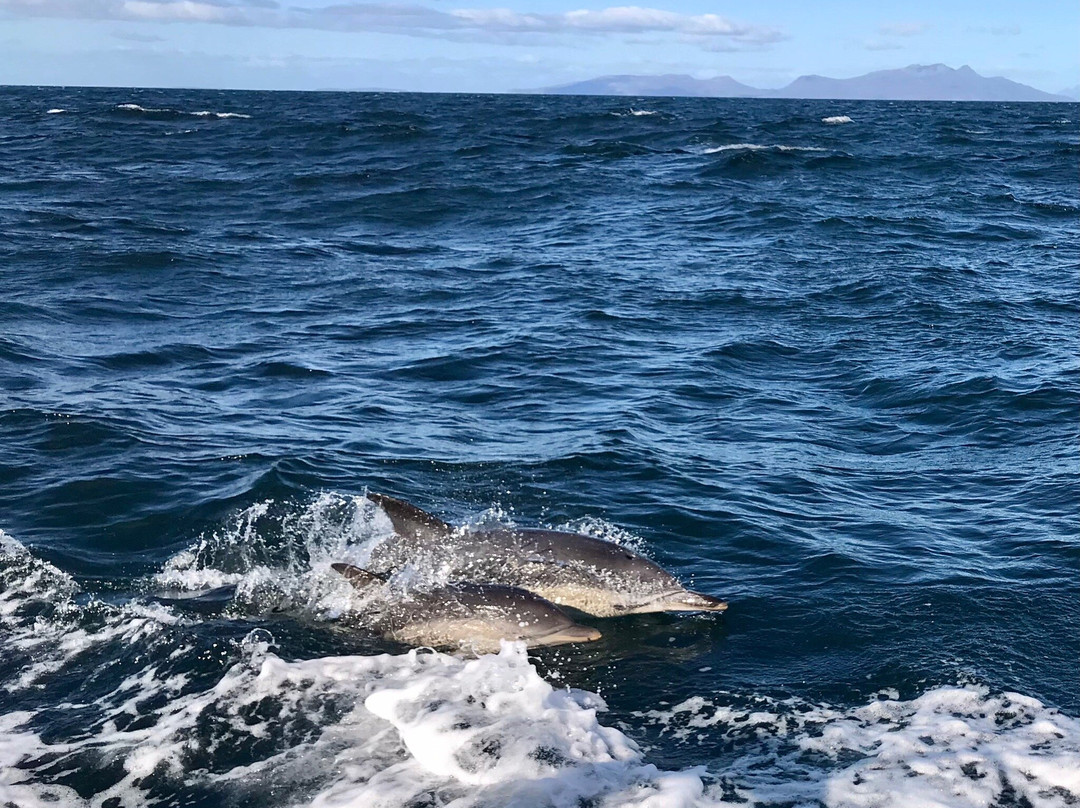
539,64 -> 1074,102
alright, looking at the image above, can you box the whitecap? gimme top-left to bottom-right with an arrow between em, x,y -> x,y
703,143 -> 827,153
45,108 -> 65,114
115,103 -> 250,119
610,108 -> 660,118
191,110 -> 252,119
822,115 -> 853,124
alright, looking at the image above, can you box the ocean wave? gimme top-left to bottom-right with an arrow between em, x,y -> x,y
45,108 -> 65,114
702,143 -> 827,153
561,139 -> 669,159
115,103 -> 251,119
822,115 -> 853,124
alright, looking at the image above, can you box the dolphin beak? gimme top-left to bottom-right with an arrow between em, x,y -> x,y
661,589 -> 729,613
536,624 -> 603,645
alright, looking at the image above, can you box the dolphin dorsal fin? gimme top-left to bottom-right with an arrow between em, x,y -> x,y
331,563 -> 387,589
366,492 -> 453,541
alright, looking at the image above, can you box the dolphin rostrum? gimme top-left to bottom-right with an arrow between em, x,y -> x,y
363,493 -> 728,618
330,563 -> 602,652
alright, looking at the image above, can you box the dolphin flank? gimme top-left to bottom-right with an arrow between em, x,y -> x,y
330,563 -> 602,652
364,493 -> 728,618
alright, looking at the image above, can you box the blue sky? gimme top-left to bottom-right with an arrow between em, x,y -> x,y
1,0 -> 1076,93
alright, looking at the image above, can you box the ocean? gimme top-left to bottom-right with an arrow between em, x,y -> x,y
1,86 -> 1078,807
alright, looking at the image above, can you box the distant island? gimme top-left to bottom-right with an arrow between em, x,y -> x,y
537,64 -> 1074,102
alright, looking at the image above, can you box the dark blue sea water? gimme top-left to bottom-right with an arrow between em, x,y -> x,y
1,87 -> 1078,807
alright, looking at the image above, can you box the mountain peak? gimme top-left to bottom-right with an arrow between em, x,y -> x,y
538,64 -> 1067,102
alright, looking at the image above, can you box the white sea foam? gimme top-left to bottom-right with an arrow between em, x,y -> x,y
45,108 -> 65,114
643,688 -> 1080,807
115,103 -> 250,119
703,143 -> 827,153
0,630 -> 706,807
822,115 -> 853,124
611,108 -> 659,117
191,110 -> 251,118
1,529 -> 181,691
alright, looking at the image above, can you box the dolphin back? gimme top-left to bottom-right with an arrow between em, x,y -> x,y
366,492 -> 453,542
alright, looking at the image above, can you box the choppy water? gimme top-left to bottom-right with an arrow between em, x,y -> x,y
1,86 -> 1078,807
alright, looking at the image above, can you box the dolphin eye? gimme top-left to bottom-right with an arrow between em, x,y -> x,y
624,554 -> 633,560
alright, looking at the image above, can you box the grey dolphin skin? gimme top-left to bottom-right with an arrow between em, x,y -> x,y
331,563 -> 602,652
364,493 -> 728,618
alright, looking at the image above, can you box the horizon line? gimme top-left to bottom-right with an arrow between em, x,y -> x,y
3,82 -> 1077,103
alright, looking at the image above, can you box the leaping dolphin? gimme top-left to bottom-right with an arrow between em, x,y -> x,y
363,493 -> 728,618
331,563 -> 602,652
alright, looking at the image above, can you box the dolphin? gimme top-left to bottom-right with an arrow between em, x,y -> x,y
363,493 -> 728,618
330,563 -> 602,652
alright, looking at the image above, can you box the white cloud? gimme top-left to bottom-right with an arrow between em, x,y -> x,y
0,0 -> 784,48
122,0 -> 229,22
877,21 -> 930,37
111,27 -> 167,40
967,24 -> 1021,36
864,39 -> 903,52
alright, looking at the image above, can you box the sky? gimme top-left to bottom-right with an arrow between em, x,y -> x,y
0,0 -> 1077,93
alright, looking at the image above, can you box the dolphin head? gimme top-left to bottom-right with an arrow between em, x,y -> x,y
598,552 -> 728,615
612,586 -> 729,615
532,622 -> 603,646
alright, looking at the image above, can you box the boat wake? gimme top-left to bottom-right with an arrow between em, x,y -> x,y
2,511 -> 1078,808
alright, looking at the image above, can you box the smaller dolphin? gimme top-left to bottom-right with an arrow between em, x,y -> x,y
330,563 -> 601,652
364,493 -> 728,618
